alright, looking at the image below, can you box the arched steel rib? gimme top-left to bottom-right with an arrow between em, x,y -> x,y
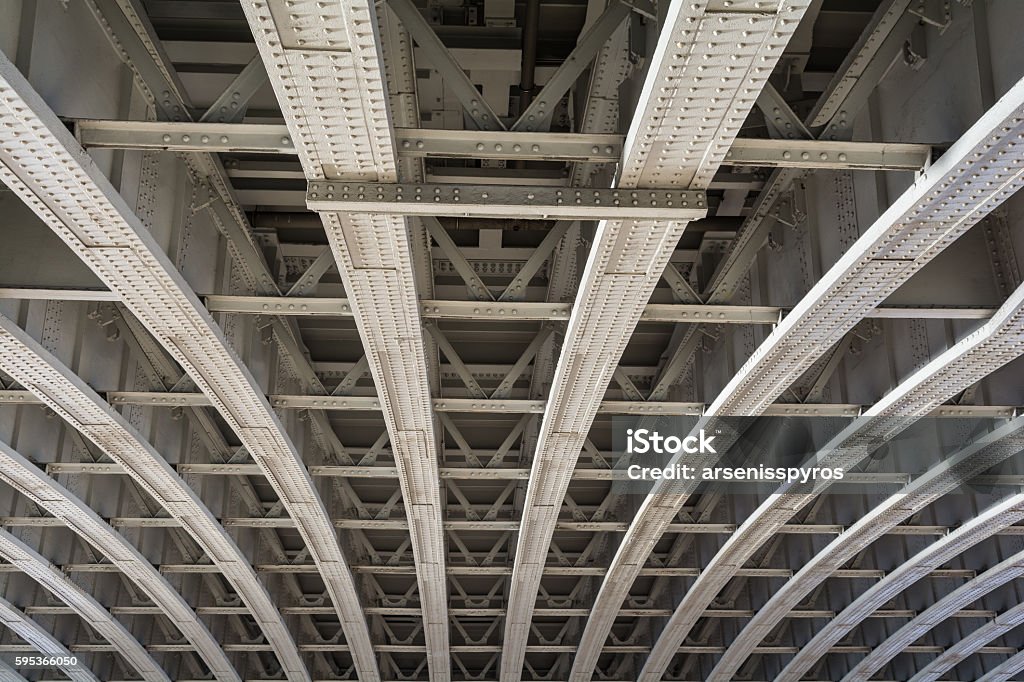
0,46 -> 374,682
841,549 -> 1024,682
0,439 -> 240,681
500,2 -> 813,680
776,492 -> 1024,680
0,315 -> 305,679
649,273 -> 1024,682
707,414 -> 1024,681
0,596 -> 96,682
237,2 -> 449,678
575,72 -> 1024,682
0,528 -> 166,681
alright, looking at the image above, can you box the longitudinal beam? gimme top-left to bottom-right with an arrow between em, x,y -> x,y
504,2 -> 812,681
0,597 -> 94,682
0,529 -> 166,682
710,413 -> 1024,681
0,50 -> 375,682
238,2 -> 450,680
575,72 -> 1024,682
0,316 -> 307,678
843,546 -> 1024,681
0,440 -> 240,682
777,492 -> 1024,681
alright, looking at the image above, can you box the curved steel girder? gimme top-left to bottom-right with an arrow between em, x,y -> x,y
579,71 -> 1024,682
0,316 -> 304,680
238,1 -> 448,680
647,274 -> 1024,682
0,49 -> 372,682
843,548 -> 1024,682
777,492 -> 1024,680
0,440 -> 241,682
509,2 -> 813,680
0,529 -> 166,682
709,416 -> 1024,681
0,597 -> 96,682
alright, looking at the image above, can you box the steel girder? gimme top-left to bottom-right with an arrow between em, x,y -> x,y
0,440 -> 241,681
7,514 -> 1010,537
71,120 -> 934,171
5,290 -> 998,324
0,529 -> 165,681
237,2 -> 449,681
777,491 -> 1024,680
574,71 -> 1024,682
709,414 -> 1024,680
512,0 -> 811,678
507,0 -> 814,678
844,546 -> 1024,681
1,562 -> 982,580
0,597 -> 94,682
640,0 -> 924,407
0,316 -> 306,676
85,8 -> 403,671
0,48 -> 374,682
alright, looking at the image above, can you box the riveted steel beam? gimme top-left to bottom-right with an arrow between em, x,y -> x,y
198,56 -> 268,123
779,493 -> 1024,681
239,0 -> 451,678
575,37 -> 1024,682
385,0 -> 505,132
306,182 -> 707,220
723,139 -> 930,170
847,541 -> 1024,681
75,119 -> 934,171
75,120 -> 296,153
0,289 -> 1001,322
5,516 -> 1005,537
4,389 -> 1016,418
0,530 -> 167,682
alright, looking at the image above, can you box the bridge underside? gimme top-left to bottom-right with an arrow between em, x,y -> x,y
1,1 -> 1024,681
